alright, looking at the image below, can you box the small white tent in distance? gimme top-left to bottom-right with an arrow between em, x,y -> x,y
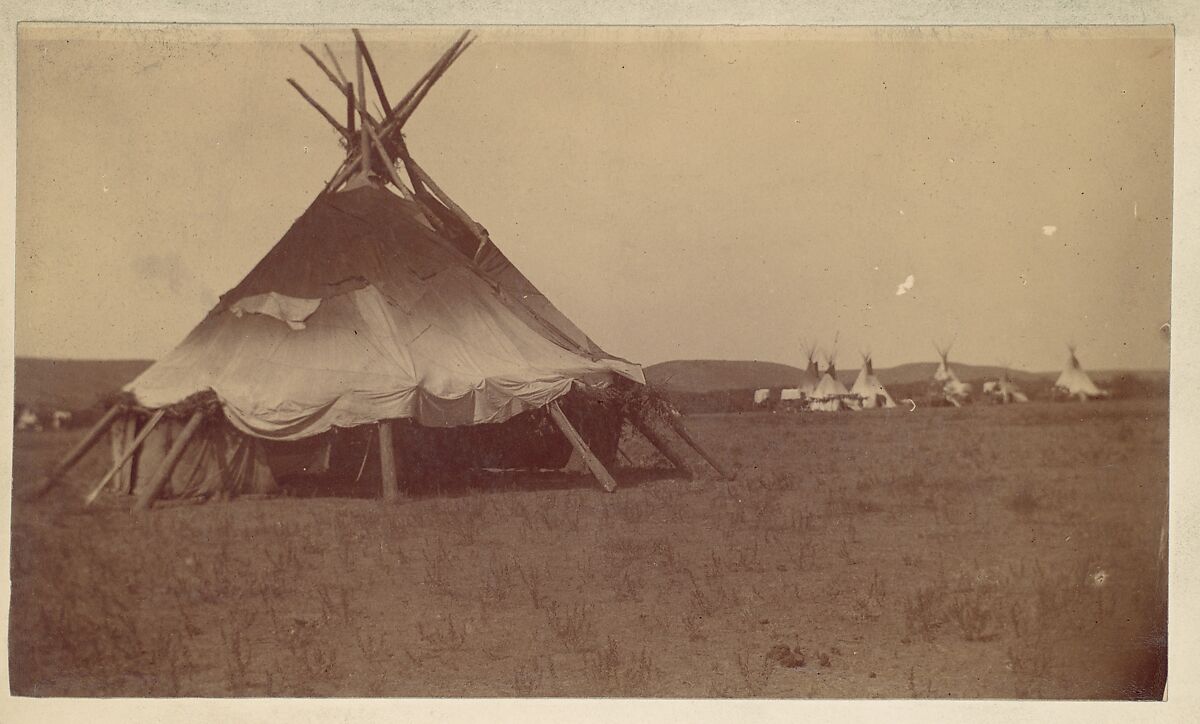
1054,345 -> 1109,401
780,344 -> 820,408
810,349 -> 859,412
930,340 -> 972,407
851,352 -> 896,409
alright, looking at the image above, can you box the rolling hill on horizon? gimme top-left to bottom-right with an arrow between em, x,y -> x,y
14,358 -> 153,411
12,356 -> 1168,413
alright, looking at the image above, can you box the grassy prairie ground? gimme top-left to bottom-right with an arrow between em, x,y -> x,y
8,399 -> 1167,698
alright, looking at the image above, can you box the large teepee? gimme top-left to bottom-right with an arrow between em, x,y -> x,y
850,353 -> 896,409
1054,345 -> 1109,401
29,30 -> 729,508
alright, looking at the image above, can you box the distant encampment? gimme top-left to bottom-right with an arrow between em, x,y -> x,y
645,358 -> 1166,413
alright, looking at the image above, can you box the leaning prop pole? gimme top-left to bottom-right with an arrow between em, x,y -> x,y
627,408 -> 695,481
661,407 -> 735,480
548,400 -> 617,493
133,410 -> 205,511
84,409 -> 166,506
24,404 -> 123,500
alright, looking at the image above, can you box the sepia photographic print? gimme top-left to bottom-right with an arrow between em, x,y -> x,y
4,11 -> 1184,716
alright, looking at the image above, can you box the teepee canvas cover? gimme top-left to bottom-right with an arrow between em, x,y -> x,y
850,354 -> 896,409
126,185 -> 641,438
1054,346 -> 1108,401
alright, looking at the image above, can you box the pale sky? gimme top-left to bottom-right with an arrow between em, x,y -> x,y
15,25 -> 1172,372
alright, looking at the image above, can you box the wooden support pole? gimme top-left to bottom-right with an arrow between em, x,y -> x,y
324,43 -> 349,85
386,32 -> 469,126
361,95 -> 416,201
298,42 -> 384,133
548,401 -> 617,492
403,155 -> 489,247
390,38 -> 473,131
133,410 -> 205,511
287,79 -> 352,140
628,410 -> 695,480
378,420 -> 399,501
356,44 -> 370,177
353,29 -> 392,118
370,140 -> 415,202
395,38 -> 473,131
617,446 -> 634,466
24,404 -> 123,500
84,409 -> 166,506
117,414 -> 138,493
394,140 -> 426,192
662,408 -> 735,480
302,44 -> 350,93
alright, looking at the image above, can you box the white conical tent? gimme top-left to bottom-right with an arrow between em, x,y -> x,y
851,354 -> 896,409
89,30 -> 671,506
930,342 -> 971,406
1054,346 -> 1108,400
797,349 -> 821,397
809,354 -> 858,412
781,346 -> 820,402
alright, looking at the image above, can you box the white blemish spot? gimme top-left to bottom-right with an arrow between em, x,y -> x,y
896,274 -> 915,296
1042,225 -> 1057,236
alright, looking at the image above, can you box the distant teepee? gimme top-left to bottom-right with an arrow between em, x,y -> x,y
780,343 -> 821,406
1054,345 -> 1109,401
930,340 -> 972,407
851,353 -> 896,409
810,349 -> 859,412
